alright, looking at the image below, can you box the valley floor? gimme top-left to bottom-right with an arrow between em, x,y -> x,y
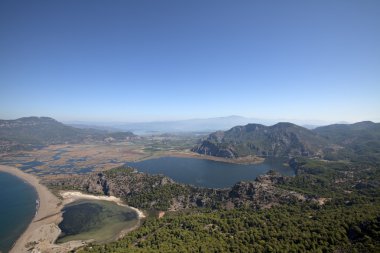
0,142 -> 264,178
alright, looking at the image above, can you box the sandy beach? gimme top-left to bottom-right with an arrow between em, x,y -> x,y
60,191 -> 145,218
0,165 -> 145,253
0,165 -> 86,253
59,191 -> 146,241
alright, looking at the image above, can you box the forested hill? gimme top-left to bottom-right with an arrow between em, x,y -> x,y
314,121 -> 380,161
314,121 -> 380,144
192,122 -> 330,158
0,116 -> 136,152
192,121 -> 380,160
76,158 -> 380,253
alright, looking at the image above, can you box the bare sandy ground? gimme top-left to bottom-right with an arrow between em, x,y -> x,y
60,191 -> 145,219
59,191 -> 146,241
0,165 -> 144,253
0,165 -> 88,253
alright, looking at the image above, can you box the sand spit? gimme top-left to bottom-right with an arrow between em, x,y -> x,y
0,165 -> 89,253
0,165 -> 87,253
0,166 -> 144,253
59,191 -> 146,241
60,191 -> 146,218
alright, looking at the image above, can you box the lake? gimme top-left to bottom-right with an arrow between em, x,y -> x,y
57,200 -> 139,243
127,157 -> 294,188
0,172 -> 37,253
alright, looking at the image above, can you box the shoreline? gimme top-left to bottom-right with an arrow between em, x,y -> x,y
59,191 -> 146,242
0,165 -> 145,253
132,151 -> 265,165
0,165 -> 64,253
59,191 -> 146,219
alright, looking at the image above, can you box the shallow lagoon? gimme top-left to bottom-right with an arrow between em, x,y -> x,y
57,200 -> 139,243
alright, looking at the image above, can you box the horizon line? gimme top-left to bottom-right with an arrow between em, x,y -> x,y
1,115 -> 379,126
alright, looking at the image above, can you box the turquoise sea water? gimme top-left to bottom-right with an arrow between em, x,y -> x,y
0,172 -> 37,253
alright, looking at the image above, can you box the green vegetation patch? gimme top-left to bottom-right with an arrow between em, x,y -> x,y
80,202 -> 380,253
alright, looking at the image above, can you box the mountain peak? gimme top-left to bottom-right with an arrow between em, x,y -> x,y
271,122 -> 298,128
352,121 -> 375,126
193,122 -> 328,158
18,116 -> 58,123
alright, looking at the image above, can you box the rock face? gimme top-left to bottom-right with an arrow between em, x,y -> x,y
44,166 -> 305,211
192,123 -> 329,158
192,121 -> 380,161
226,173 -> 304,208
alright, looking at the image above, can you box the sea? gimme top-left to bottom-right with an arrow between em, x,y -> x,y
0,172 -> 37,253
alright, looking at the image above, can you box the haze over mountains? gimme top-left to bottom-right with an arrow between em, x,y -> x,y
66,115 -> 332,134
1,116 -> 379,163
2,116 -> 380,252
0,117 -> 136,152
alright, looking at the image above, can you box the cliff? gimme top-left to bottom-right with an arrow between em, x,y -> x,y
44,166 -> 305,211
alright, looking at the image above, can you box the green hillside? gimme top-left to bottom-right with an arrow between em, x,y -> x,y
0,117 -> 136,152
314,121 -> 380,162
192,123 -> 330,158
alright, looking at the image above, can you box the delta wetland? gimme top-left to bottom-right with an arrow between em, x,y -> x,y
0,133 -> 264,178
1,118 -> 380,252
0,134 -> 203,176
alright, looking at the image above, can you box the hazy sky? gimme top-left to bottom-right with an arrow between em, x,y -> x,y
1,0 -> 379,123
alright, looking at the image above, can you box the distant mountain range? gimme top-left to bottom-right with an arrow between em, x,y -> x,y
192,121 -> 380,160
65,115 -> 328,134
314,121 -> 380,161
66,116 -> 258,134
2,116 -> 379,161
0,117 -> 136,152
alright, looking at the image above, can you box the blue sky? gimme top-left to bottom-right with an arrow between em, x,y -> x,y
1,0 -> 379,123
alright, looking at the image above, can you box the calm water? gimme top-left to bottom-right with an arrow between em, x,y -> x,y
57,200 -> 139,243
0,172 -> 37,253
127,157 -> 294,188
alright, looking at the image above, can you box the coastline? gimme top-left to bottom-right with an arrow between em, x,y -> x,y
59,191 -> 146,219
59,191 -> 146,242
0,165 -> 145,253
133,151 -> 265,165
0,165 -> 65,253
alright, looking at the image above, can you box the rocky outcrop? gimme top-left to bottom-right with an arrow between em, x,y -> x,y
193,140 -> 237,158
225,173 -> 304,208
44,166 -> 306,211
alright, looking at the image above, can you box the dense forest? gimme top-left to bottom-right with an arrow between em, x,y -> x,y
80,203 -> 379,252
78,155 -> 380,252
40,121 -> 380,252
